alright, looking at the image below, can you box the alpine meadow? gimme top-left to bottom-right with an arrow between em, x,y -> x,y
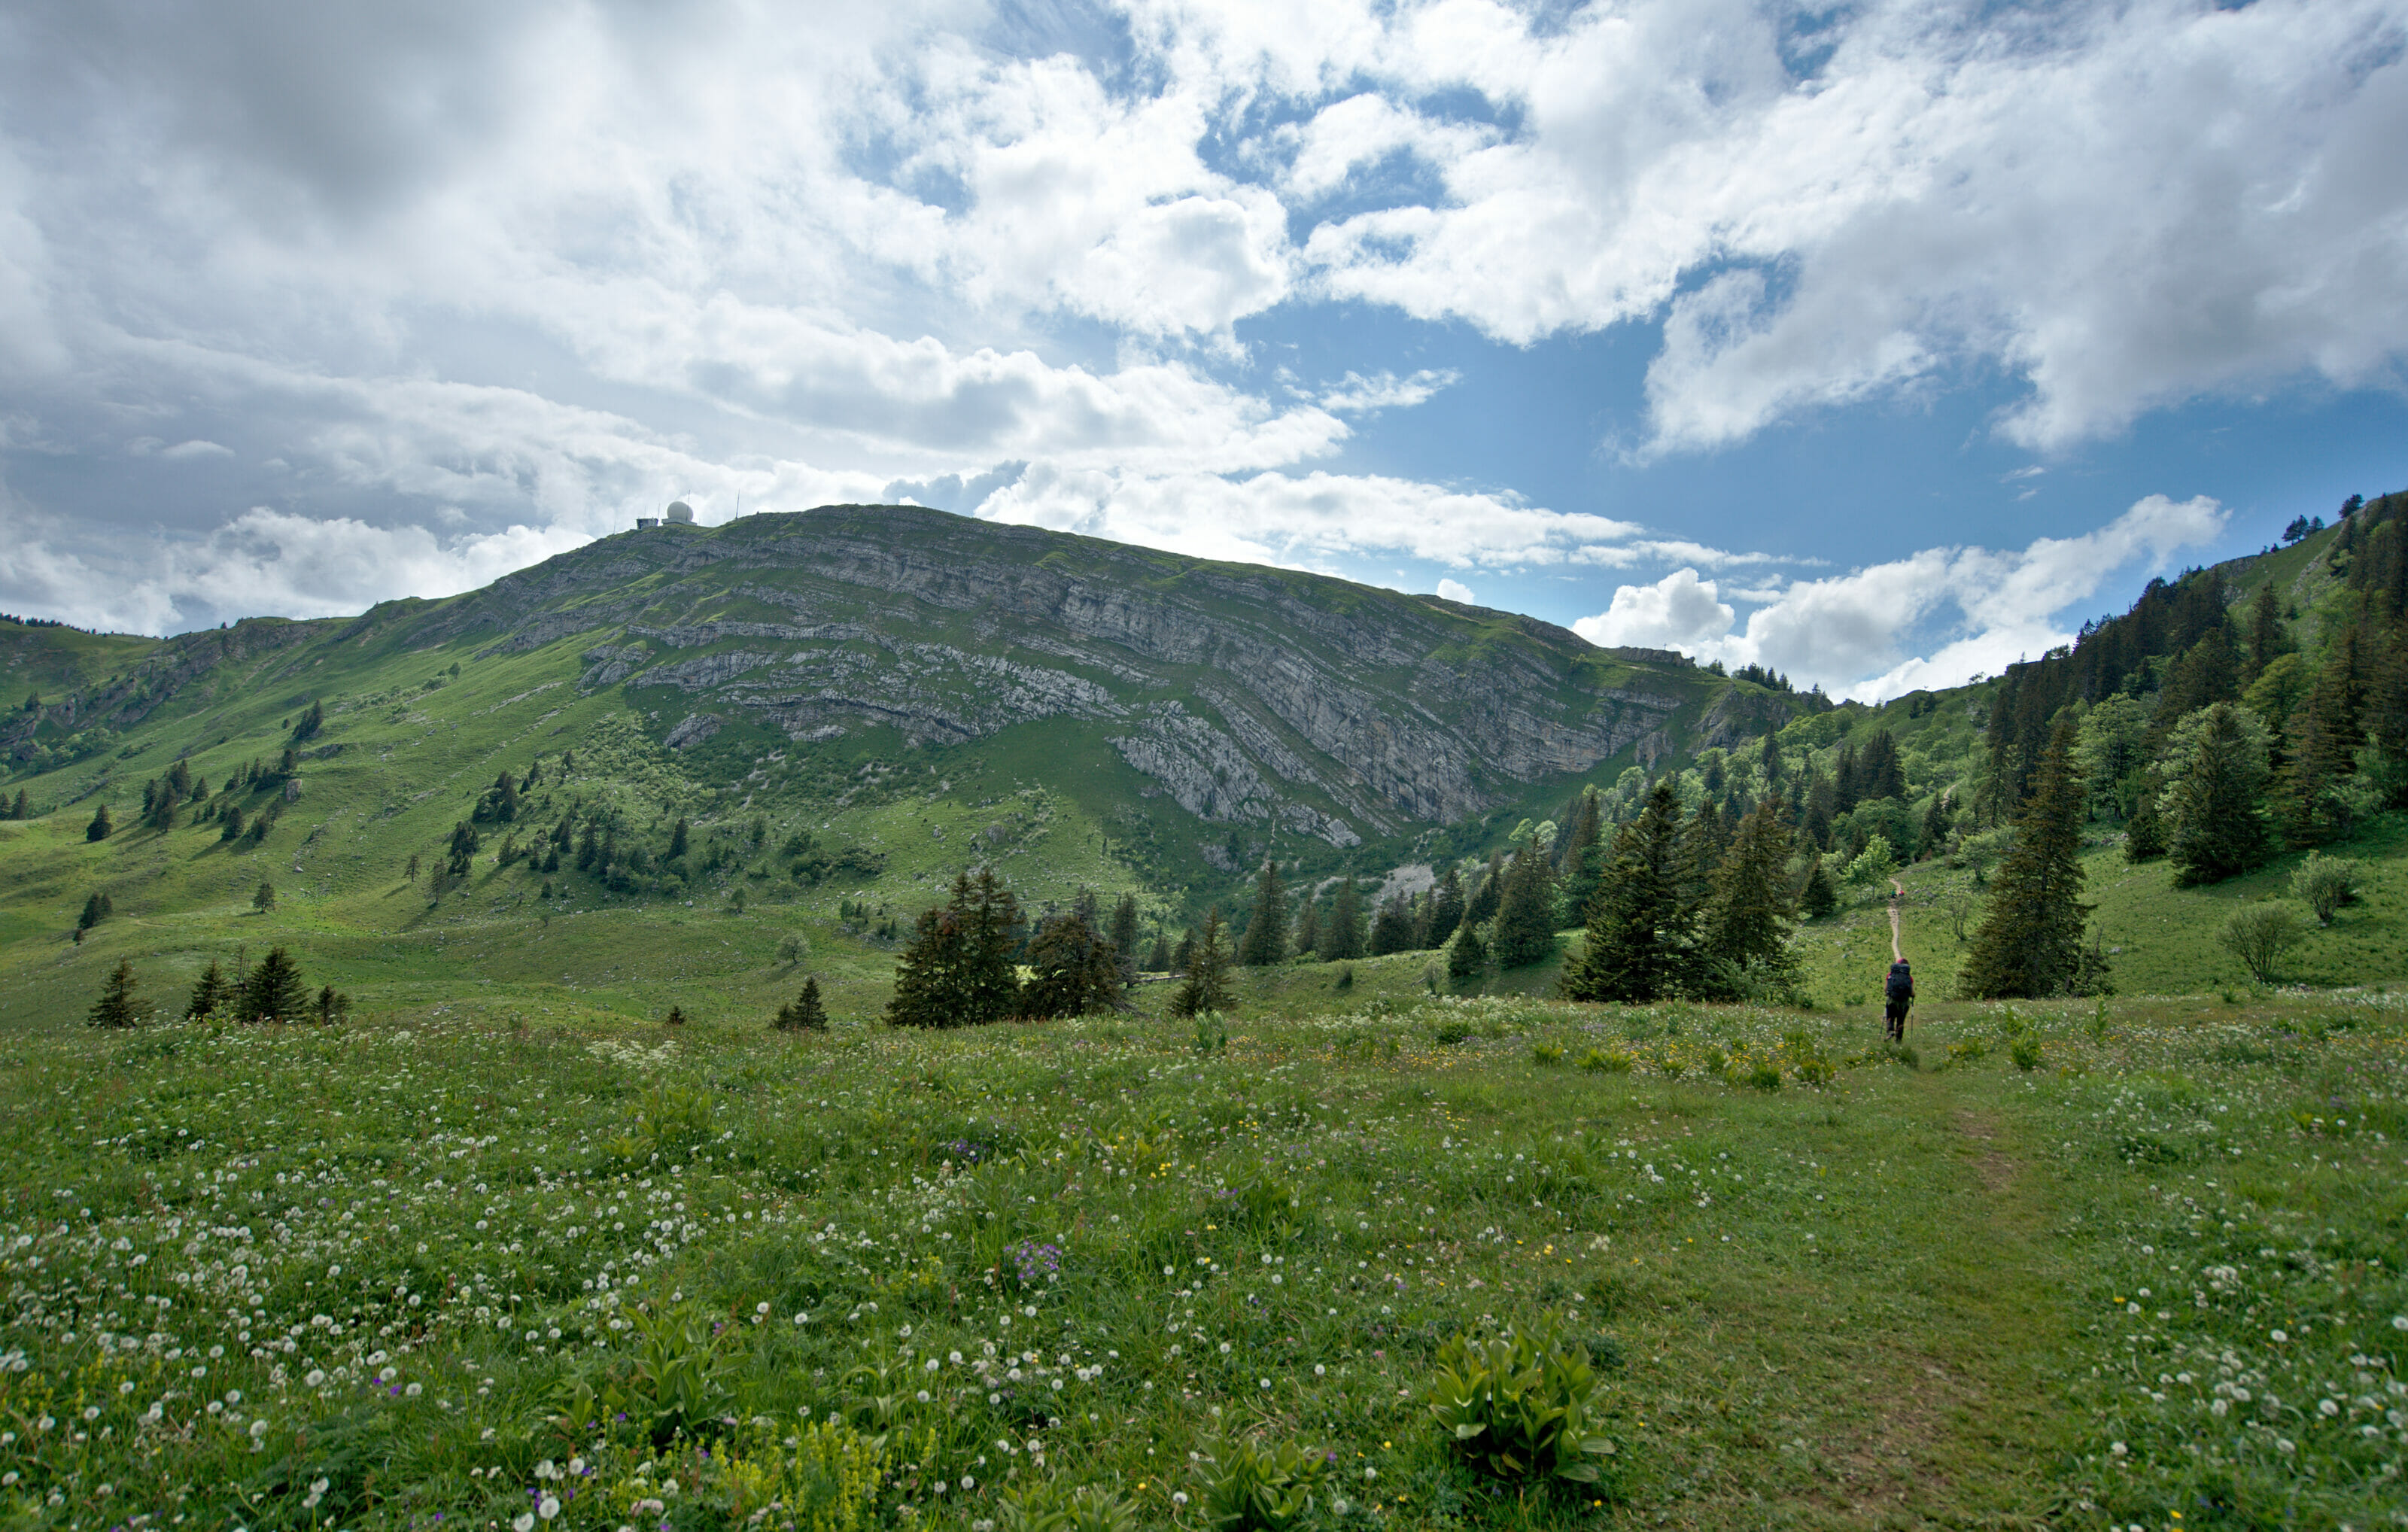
0,493 -> 2403,1530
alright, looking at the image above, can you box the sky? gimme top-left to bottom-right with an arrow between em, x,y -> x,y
0,0 -> 2403,701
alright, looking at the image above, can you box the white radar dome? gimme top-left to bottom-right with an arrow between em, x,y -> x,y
664,500 -> 695,523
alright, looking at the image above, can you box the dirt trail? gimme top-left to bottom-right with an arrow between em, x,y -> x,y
1888,877 -> 1905,962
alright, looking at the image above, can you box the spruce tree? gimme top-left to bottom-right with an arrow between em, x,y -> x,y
1291,898 -> 1321,958
2154,625 -> 2242,728
1145,931 -> 1172,973
185,958 -> 233,1020
774,977 -> 830,1032
10,790 -> 27,820
87,959 -> 141,1029
1172,927 -> 1195,975
1960,716 -> 2096,998
253,880 -> 276,913
1020,892 -> 1127,1020
2281,626 -> 2367,845
1797,850 -> 1838,919
1323,877 -> 1365,962
886,870 -> 1023,1028
2245,582 -> 2285,680
1463,850 -> 1506,926
1446,916 -> 1486,980
2122,785 -> 2166,861
235,946 -> 310,1023
78,892 -> 106,932
1423,865 -> 1465,949
86,803 -> 111,841
1701,798 -> 1798,989
1109,895 -> 1140,977
1368,895 -> 1416,956
667,815 -> 689,859
1918,792 -> 1953,859
1171,907 -> 1236,1017
2162,702 -> 2274,885
1560,783 -> 1692,1002
1555,792 -> 1605,922
1489,846 -> 1559,968
1237,860 -> 1288,966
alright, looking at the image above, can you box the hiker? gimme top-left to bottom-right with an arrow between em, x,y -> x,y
1884,958 -> 1914,1042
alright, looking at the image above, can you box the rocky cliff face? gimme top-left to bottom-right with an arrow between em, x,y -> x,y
407,506 -> 1728,843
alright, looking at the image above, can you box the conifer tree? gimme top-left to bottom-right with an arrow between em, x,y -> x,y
1424,865 -> 1465,950
1291,898 -> 1321,958
2281,626 -> 2368,845
1561,783 -> 1692,1002
1463,850 -> 1506,926
1555,792 -> 1605,922
235,946 -> 310,1023
1797,850 -> 1838,919
315,986 -> 352,1025
1858,730 -> 1906,801
1172,927 -> 1195,974
1109,895 -> 1141,977
2245,582 -> 2285,681
1446,918 -> 1487,980
1145,931 -> 1172,973
1832,743 -> 1862,816
9,790 -> 27,820
774,977 -> 829,1032
1489,845 -> 1559,968
1237,859 -> 1288,966
88,959 -> 141,1029
290,701 -> 324,744
1369,895 -> 1417,956
2154,625 -> 2242,728
1918,792 -> 1953,859
1677,801 -> 1729,913
78,891 -> 107,932
886,870 -> 1023,1028
1960,716 -> 2097,998
86,803 -> 111,841
2123,786 -> 2166,862
1701,799 -> 1799,990
2162,702 -> 2275,885
1020,892 -> 1127,1020
1170,907 -> 1236,1018
1323,877 -> 1365,962
185,959 -> 233,1020
252,880 -> 276,913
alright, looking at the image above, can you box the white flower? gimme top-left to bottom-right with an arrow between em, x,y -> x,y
2276,1438 -> 2295,1455
514,1517 -> 535,1532
1172,1493 -> 1189,1506
535,1460 -> 560,1480
2394,1316 -> 2407,1331
539,1494 -> 561,1520
568,1458 -> 585,1476
2109,1442 -> 2127,1458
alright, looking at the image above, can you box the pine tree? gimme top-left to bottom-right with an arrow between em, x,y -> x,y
2154,625 -> 2242,729
2162,702 -> 2275,885
87,959 -> 141,1029
235,946 -> 310,1023
1960,716 -> 2097,998
1423,865 -> 1465,949
1701,798 -> 1798,991
1236,860 -> 1288,966
1918,792 -> 1953,859
1146,931 -> 1172,974
1172,927 -> 1195,975
666,1005 -> 686,1026
1171,907 -> 1236,1018
86,803 -> 112,841
774,977 -> 830,1032
1832,742 -> 1862,816
667,815 -> 689,859
886,870 -> 1023,1029
1323,877 -> 1365,962
290,701 -> 324,744
9,790 -> 26,820
1859,730 -> 1906,801
185,958 -> 233,1020
1446,918 -> 1487,980
315,985 -> 352,1025
1561,783 -> 1693,1002
252,880 -> 276,913
220,805 -> 246,844
78,891 -> 107,932
1489,846 -> 1559,968
1020,892 -> 1128,1020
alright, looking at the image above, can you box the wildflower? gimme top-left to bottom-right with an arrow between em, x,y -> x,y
514,1516 -> 536,1532
540,1494 -> 562,1520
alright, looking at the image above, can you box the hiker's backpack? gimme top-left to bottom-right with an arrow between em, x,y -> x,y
1886,962 -> 1913,1002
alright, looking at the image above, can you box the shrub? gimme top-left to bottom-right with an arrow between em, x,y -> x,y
2009,1035 -> 2043,1071
2290,853 -> 2363,927
1434,1020 -> 1473,1046
1424,1320 -> 1623,1487
2219,904 -> 2303,985
1531,1042 -> 1565,1065
997,1482 -> 1142,1532
1196,1438 -> 1333,1531
1576,1048 -> 1631,1075
1746,1059 -> 1783,1091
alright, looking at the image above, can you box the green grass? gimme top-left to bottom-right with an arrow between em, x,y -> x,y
4,989 -> 2402,1529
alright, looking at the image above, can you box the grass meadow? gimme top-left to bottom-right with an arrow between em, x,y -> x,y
3,986 -> 2403,1530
